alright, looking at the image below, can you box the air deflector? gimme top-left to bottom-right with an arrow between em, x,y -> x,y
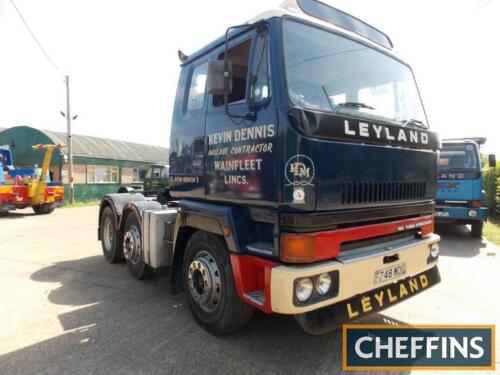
297,0 -> 393,49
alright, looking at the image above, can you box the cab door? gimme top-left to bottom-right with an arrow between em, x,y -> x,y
205,26 -> 278,206
169,61 -> 208,199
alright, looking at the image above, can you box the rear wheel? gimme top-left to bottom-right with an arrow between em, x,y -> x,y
100,206 -> 123,263
123,213 -> 153,279
32,203 -> 55,215
471,221 -> 483,238
183,231 -> 253,335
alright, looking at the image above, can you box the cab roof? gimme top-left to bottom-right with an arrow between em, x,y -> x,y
443,138 -> 487,146
182,0 -> 395,65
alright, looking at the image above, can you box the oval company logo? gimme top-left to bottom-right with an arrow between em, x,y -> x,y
285,154 -> 315,186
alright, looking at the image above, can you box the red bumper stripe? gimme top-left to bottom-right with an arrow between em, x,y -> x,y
309,215 -> 434,262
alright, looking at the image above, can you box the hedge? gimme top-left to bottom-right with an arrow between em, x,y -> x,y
483,164 -> 500,215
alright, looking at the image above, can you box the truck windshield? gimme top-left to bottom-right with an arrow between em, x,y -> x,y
439,144 -> 480,171
283,20 -> 427,127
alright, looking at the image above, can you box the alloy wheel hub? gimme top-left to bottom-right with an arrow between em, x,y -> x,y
187,251 -> 221,312
103,217 -> 114,250
123,225 -> 141,265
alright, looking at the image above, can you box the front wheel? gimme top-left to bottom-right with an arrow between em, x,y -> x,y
471,221 -> 483,238
183,231 -> 253,335
123,213 -> 153,279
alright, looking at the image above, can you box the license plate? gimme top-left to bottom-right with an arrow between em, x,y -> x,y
374,263 -> 406,284
435,211 -> 450,217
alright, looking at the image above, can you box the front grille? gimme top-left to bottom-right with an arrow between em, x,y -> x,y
340,231 -> 416,252
341,181 -> 426,205
435,200 -> 469,208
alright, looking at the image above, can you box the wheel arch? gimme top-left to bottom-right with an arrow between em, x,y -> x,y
97,193 -> 149,240
169,200 -> 248,294
118,200 -> 164,233
170,225 -> 198,294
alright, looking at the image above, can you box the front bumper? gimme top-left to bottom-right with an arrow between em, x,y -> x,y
295,266 -> 440,335
270,233 -> 440,314
435,206 -> 488,222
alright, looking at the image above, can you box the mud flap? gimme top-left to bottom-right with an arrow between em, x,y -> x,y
295,266 -> 440,335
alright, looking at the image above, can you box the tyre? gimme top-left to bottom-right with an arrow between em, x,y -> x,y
99,206 -> 123,263
32,203 -> 54,215
123,212 -> 153,279
183,231 -> 253,335
471,221 -> 483,238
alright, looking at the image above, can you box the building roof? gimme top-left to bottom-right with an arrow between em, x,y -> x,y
0,126 -> 169,164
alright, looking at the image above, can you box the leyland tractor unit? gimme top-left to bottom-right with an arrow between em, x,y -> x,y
0,144 -> 64,214
98,0 -> 441,335
435,138 -> 496,238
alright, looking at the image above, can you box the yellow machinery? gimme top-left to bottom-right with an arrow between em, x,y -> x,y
27,144 -> 64,206
0,144 -> 65,214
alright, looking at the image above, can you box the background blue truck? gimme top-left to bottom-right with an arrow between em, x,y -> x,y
435,138 -> 496,238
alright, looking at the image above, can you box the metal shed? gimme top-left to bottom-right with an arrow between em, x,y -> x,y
0,125 -> 169,201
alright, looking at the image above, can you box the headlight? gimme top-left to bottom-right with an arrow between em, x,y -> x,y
295,278 -> 313,302
468,210 -> 478,218
315,273 -> 332,295
430,243 -> 439,258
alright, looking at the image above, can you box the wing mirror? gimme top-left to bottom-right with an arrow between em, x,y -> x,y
207,23 -> 261,122
207,60 -> 232,96
488,154 -> 496,168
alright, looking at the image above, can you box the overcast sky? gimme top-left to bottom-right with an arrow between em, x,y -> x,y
0,0 -> 498,153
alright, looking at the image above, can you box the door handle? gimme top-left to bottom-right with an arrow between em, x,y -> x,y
193,137 -> 205,154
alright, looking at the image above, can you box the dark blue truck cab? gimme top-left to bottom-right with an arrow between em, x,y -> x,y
98,0 -> 441,335
435,138 -> 496,237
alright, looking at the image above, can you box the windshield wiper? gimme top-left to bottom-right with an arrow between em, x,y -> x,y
321,86 -> 335,111
401,118 -> 428,129
335,101 -> 376,112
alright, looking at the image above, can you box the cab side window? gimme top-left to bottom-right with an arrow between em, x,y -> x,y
249,31 -> 270,104
213,40 -> 251,106
187,62 -> 208,110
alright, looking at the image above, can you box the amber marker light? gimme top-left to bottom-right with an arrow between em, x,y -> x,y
222,225 -> 231,237
280,233 -> 316,263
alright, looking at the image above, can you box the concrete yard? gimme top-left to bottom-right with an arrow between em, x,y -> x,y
0,206 -> 499,374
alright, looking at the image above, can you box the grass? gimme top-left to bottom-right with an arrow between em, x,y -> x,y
484,215 -> 500,246
62,200 -> 100,208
